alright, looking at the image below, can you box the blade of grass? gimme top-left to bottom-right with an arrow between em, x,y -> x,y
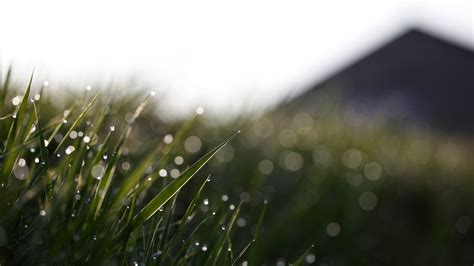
160,175 -> 210,263
0,65 -> 12,115
53,91 -> 100,154
292,244 -> 315,266
248,200 -> 267,265
210,201 -> 242,266
0,72 -> 34,203
129,131 -> 240,231
30,102 -> 49,194
231,239 -> 255,265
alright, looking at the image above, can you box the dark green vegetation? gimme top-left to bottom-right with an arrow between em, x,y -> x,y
1,72 -> 473,265
0,73 -> 270,265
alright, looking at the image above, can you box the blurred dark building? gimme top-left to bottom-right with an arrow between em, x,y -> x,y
286,28 -> 474,134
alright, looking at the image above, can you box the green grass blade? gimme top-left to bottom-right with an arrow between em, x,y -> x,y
231,239 -> 254,265
0,65 -> 12,115
248,200 -> 267,265
53,91 -> 100,154
210,201 -> 242,266
1,72 -> 33,183
31,102 -> 49,186
3,72 -> 33,152
292,244 -> 315,266
160,175 -> 210,263
130,131 -> 240,230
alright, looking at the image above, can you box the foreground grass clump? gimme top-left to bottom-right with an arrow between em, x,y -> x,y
0,73 -> 271,265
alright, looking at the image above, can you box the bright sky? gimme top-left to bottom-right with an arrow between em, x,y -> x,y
1,0 -> 472,117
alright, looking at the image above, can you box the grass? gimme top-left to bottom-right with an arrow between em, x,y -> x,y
1,71 -> 473,265
0,72 -> 277,265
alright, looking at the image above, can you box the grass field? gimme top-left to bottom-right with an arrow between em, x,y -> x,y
1,72 -> 473,265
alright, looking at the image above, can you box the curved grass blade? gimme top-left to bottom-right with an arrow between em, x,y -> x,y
1,72 -> 33,182
53,91 -> 100,154
129,131 -> 240,231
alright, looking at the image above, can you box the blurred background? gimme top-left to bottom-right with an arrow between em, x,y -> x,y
2,0 -> 473,265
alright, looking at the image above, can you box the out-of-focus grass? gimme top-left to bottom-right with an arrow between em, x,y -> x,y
1,72 -> 473,265
196,91 -> 474,265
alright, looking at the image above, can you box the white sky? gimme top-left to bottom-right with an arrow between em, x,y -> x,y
1,0 -> 473,117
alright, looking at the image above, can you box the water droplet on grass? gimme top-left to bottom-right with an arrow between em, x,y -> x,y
12,96 -> 21,106
65,146 -> 75,155
91,165 -> 105,180
18,158 -> 26,167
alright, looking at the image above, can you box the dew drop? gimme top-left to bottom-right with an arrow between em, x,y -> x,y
65,145 -> 75,155
159,169 -> 167,177
12,96 -> 21,106
18,158 -> 26,167
91,165 -> 105,180
163,134 -> 173,144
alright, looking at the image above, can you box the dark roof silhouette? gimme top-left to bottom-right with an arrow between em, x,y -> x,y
286,28 -> 474,134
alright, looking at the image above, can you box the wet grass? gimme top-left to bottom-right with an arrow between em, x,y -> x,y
0,72 -> 283,265
1,71 -> 473,265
